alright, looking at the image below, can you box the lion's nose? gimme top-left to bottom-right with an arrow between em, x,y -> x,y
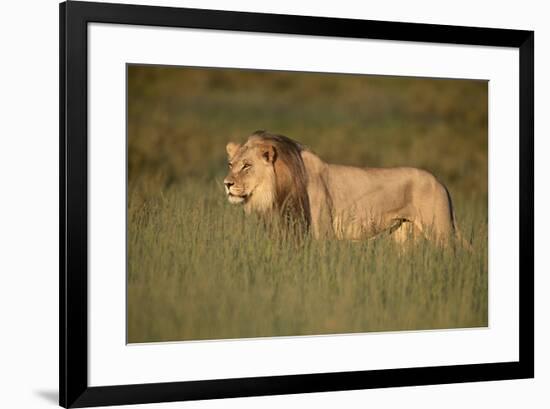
224,180 -> 234,189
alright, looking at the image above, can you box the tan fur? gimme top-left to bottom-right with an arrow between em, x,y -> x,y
224,131 -> 469,247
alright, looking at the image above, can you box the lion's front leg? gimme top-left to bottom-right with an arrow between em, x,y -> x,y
306,181 -> 333,239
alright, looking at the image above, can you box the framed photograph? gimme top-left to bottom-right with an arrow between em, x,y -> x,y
60,1 -> 534,407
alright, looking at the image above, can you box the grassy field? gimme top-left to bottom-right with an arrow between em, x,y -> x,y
127,65 -> 488,343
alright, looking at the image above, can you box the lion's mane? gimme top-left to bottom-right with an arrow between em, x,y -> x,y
249,130 -> 311,229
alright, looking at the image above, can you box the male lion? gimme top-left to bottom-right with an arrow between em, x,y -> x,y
224,130 -> 469,247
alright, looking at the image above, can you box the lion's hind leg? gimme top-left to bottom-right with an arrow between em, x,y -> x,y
390,219 -> 420,245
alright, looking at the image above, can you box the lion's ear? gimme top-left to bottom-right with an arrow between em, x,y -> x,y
260,144 -> 277,163
226,142 -> 240,159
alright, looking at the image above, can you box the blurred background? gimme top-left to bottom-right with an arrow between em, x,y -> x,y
128,65 -> 487,199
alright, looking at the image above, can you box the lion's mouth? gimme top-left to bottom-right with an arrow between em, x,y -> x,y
227,192 -> 249,204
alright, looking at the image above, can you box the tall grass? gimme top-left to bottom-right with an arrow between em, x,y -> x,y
128,181 -> 487,342
127,65 -> 488,343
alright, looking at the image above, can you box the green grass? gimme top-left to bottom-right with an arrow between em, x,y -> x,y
127,65 -> 488,343
127,182 -> 487,343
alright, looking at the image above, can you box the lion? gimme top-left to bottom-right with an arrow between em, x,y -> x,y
224,130 -> 470,247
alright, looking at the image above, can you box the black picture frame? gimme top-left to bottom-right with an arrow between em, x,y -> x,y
59,1 -> 534,407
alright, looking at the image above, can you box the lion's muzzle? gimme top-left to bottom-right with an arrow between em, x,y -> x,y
224,178 -> 248,204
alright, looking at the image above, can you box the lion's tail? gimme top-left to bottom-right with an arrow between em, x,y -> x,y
444,185 -> 473,252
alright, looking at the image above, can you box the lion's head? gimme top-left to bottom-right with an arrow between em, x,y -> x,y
224,131 -> 311,228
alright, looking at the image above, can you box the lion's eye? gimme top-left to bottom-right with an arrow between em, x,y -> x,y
242,163 -> 251,171
228,163 -> 233,169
